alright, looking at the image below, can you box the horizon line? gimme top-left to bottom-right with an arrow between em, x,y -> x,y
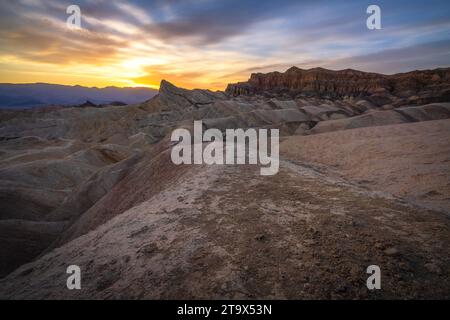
1,65 -> 449,92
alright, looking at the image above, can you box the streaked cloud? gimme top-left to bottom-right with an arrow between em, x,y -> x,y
0,0 -> 449,89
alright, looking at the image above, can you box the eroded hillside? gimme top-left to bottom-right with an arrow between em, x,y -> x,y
0,67 -> 450,298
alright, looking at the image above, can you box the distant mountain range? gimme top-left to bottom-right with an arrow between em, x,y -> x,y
0,83 -> 158,109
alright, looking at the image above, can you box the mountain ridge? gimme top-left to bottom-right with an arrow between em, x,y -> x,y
226,67 -> 450,103
0,83 -> 158,109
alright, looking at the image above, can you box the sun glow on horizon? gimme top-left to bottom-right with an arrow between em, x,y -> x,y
0,0 -> 449,91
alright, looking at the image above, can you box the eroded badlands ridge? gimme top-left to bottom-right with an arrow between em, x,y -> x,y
0,67 -> 450,298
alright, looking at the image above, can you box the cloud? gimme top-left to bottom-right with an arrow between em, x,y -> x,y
0,0 -> 449,89
0,0 -> 132,65
219,39 -> 450,86
114,1 -> 152,24
139,0 -> 306,45
325,39 -> 450,74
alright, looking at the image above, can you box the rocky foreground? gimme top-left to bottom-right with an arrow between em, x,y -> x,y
0,67 -> 449,299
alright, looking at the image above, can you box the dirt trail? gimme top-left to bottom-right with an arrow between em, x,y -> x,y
1,160 -> 449,299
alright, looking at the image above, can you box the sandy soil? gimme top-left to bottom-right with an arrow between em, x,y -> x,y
281,119 -> 450,214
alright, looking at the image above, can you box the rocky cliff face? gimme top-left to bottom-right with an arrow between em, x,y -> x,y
226,67 -> 450,103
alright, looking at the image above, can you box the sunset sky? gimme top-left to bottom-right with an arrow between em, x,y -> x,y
0,0 -> 449,90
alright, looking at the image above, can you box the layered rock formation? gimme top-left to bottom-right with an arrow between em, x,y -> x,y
226,67 -> 450,106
